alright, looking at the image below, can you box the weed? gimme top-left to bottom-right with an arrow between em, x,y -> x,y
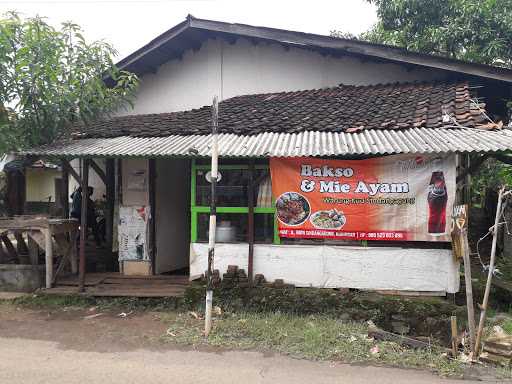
159,311 -> 463,377
503,319 -> 512,335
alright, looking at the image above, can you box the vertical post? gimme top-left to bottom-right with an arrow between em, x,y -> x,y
248,160 -> 255,285
205,96 -> 219,337
190,159 -> 198,243
62,161 -> 69,218
475,187 -> 505,357
116,159 -> 123,274
450,316 -> 458,357
148,159 -> 157,275
28,234 -> 38,266
452,204 -> 476,355
105,158 -> 115,269
78,159 -> 90,293
70,227 -> 78,274
44,228 -> 53,289
463,231 -> 476,355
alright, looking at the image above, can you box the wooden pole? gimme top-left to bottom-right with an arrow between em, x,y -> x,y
78,159 -> 90,293
148,159 -> 157,275
44,228 -> 53,289
452,204 -> 476,355
248,159 -> 255,285
475,187 -> 506,356
205,96 -> 219,337
105,158 -> 115,269
462,231 -> 476,355
451,315 -> 458,356
61,162 -> 69,218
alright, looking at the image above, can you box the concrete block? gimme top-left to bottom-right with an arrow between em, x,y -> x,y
0,264 -> 45,292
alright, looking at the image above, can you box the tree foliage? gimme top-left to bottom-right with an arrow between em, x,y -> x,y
0,12 -> 138,153
332,0 -> 512,68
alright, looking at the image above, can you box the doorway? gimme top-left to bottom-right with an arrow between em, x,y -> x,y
154,159 -> 191,274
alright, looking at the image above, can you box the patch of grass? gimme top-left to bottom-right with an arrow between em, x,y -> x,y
11,294 -> 96,309
159,312 -> 463,377
9,294 -> 181,312
502,319 -> 512,335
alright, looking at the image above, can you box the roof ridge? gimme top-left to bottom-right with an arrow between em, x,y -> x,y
114,16 -> 512,83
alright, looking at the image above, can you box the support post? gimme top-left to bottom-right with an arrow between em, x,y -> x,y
475,187 -> 507,357
44,228 -> 53,289
78,159 -> 90,293
205,96 -> 219,337
148,159 -> 157,275
452,204 -> 476,355
28,235 -> 38,266
70,227 -> 78,274
248,160 -> 255,285
463,233 -> 477,355
451,316 -> 458,357
61,161 -> 69,218
105,158 -> 115,270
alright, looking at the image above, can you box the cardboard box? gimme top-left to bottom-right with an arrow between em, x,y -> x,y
122,261 -> 152,276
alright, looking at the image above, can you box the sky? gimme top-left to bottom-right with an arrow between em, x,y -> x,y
1,0 -> 377,60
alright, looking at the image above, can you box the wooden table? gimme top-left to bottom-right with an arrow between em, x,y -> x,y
0,216 -> 79,288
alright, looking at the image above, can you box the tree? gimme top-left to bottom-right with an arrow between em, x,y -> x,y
0,12 -> 138,153
332,0 -> 512,68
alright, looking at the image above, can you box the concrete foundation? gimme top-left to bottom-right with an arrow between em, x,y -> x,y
0,264 -> 45,292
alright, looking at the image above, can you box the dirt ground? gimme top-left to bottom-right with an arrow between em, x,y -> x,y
0,304 -> 506,383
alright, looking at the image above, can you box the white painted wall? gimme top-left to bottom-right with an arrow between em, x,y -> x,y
121,158 -> 149,206
120,38 -> 450,116
190,243 -> 460,293
155,159 -> 190,273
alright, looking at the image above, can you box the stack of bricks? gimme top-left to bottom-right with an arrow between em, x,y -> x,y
222,265 -> 249,287
202,265 -> 294,288
254,273 -> 266,286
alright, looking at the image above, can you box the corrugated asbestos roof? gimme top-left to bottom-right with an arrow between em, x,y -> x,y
20,128 -> 512,158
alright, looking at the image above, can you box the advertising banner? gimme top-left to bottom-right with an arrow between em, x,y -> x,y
270,154 -> 456,242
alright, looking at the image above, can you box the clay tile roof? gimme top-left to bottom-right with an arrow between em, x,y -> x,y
75,81 -> 487,139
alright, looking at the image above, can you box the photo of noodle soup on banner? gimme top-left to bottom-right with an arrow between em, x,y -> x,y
310,209 -> 346,229
270,155 -> 456,242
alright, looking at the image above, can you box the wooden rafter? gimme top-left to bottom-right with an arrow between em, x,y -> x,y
61,159 -> 83,186
89,159 -> 107,185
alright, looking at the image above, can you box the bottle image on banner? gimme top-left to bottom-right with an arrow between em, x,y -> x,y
427,169 -> 448,235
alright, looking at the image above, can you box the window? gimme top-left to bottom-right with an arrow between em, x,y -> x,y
190,160 -> 279,244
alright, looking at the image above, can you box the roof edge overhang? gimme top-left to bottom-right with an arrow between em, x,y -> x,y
115,15 -> 512,83
18,128 -> 512,159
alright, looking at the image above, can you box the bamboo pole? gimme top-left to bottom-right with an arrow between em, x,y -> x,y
205,96 -> 219,337
475,187 -> 506,357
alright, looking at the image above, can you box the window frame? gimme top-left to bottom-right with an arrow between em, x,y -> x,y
190,159 -> 280,244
